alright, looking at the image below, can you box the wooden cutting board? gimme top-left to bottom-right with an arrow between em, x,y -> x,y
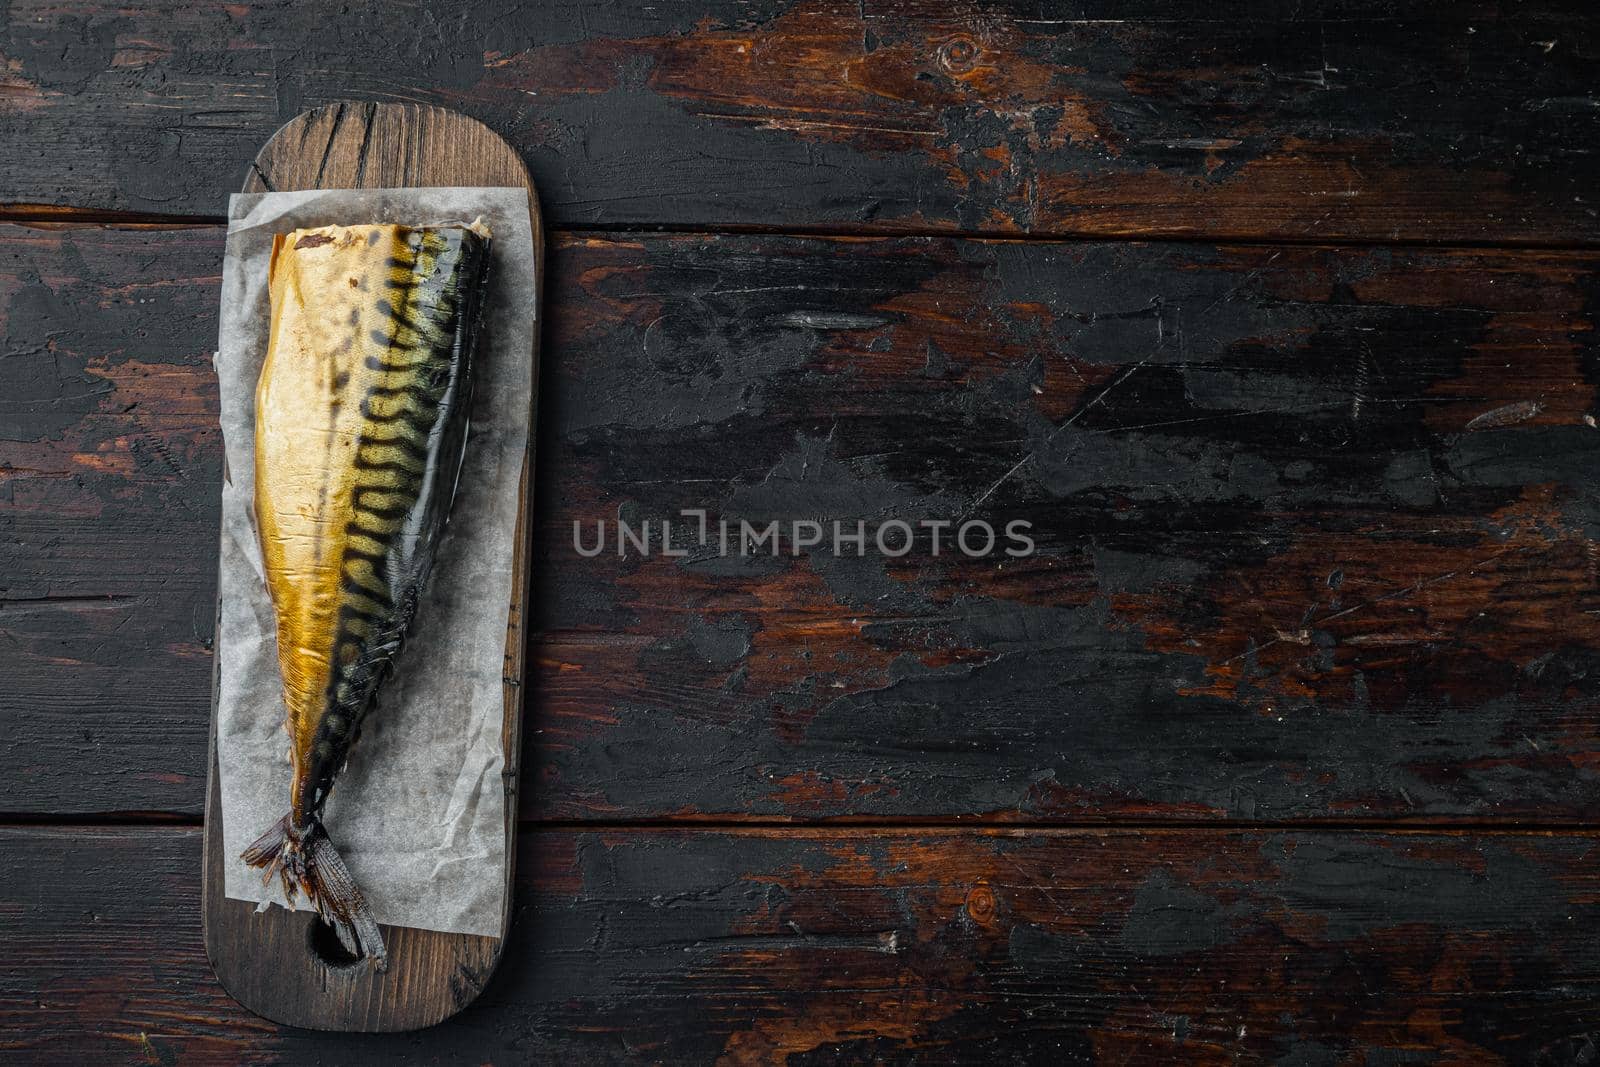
201,102 -> 542,1031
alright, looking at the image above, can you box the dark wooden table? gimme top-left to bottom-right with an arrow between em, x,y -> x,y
5,3 -> 1600,1063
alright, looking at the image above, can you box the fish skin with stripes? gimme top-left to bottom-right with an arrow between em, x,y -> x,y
241,220 -> 491,970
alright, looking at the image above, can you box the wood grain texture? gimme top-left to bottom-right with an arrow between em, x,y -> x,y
3,1 -> 1599,243
200,103 -> 542,1031
6,825 -> 1600,1064
5,223 -> 1600,824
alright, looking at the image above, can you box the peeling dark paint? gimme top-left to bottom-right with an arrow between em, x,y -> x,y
8,225 -> 1600,822
2,3 -> 1599,242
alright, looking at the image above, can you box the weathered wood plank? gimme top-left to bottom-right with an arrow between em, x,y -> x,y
5,224 -> 1600,820
3,1 -> 1598,242
0,223 -> 222,813
3,825 -> 1599,1063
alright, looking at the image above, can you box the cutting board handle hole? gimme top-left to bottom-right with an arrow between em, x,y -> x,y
308,917 -> 363,970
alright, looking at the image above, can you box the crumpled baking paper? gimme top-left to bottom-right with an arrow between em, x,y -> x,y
214,187 -> 536,937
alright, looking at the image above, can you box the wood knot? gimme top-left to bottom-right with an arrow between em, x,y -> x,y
964,883 -> 996,923
939,37 -> 978,73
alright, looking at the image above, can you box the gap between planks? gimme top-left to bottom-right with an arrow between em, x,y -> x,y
11,814 -> 1600,837
8,204 -> 1600,255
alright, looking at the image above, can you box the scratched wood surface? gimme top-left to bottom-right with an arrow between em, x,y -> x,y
5,0 -> 1600,1061
5,224 -> 1600,826
2,1 -> 1599,243
6,825 -> 1600,1063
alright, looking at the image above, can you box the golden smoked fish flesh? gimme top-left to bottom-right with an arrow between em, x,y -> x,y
241,220 -> 491,969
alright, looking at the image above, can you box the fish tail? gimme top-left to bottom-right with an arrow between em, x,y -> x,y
240,814 -> 389,971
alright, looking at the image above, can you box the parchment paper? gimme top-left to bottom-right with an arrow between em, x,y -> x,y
215,188 -> 536,937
